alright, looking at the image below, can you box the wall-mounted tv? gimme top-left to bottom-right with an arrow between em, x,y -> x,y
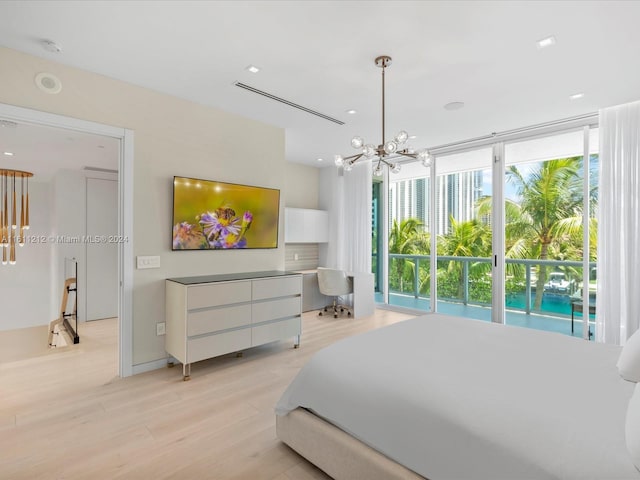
172,176 -> 280,250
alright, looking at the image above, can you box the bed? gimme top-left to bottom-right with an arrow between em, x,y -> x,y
275,314 -> 640,480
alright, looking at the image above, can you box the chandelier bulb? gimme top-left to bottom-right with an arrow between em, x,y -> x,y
418,149 -> 432,167
384,141 -> 398,154
391,163 -> 401,174
395,130 -> 409,144
334,154 -> 344,167
373,164 -> 384,177
363,144 -> 376,157
344,162 -> 353,172
351,136 -> 364,149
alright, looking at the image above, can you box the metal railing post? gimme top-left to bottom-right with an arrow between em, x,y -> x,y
463,259 -> 469,305
413,256 -> 419,299
525,264 -> 531,314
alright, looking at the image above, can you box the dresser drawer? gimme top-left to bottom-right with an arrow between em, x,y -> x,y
187,329 -> 251,364
252,275 -> 301,300
187,304 -> 251,336
187,281 -> 251,310
252,296 -> 301,324
252,317 -> 301,347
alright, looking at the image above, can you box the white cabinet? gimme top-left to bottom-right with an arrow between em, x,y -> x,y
285,208 -> 329,243
166,272 -> 302,380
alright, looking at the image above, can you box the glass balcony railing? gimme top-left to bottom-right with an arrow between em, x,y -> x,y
386,254 -> 596,334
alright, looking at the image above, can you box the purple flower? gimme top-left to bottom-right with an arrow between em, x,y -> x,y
173,222 -> 208,249
200,210 -> 241,244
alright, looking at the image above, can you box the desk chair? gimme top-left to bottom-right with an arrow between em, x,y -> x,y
317,267 -> 353,318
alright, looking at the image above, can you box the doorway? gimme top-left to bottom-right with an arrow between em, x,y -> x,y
0,102 -> 133,376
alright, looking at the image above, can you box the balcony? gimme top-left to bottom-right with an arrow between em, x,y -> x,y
383,254 -> 596,339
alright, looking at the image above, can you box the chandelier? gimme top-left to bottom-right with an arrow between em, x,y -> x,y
1,169 -> 32,265
334,55 -> 432,176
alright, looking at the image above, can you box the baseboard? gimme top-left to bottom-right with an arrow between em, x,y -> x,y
132,357 -> 171,375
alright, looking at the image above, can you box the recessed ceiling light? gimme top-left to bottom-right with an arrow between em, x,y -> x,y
346,109 -> 357,115
444,101 -> 465,111
317,158 -> 323,162
409,135 -> 417,139
41,39 -> 62,53
246,65 -> 260,73
4,152 -> 14,156
35,72 -> 62,94
536,36 -> 556,49
569,92 -> 585,100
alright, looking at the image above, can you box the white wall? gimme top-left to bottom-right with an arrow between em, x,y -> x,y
0,181 -> 52,331
318,165 -> 338,268
51,169 -> 86,324
284,162 -> 319,208
0,46 -> 290,366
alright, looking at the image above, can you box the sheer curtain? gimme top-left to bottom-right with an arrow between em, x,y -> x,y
326,162 -> 372,273
596,100 -> 640,345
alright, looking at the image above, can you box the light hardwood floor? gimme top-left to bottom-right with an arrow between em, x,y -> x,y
0,308 -> 413,480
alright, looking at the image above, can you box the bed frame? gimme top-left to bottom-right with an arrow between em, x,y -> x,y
276,408 -> 427,480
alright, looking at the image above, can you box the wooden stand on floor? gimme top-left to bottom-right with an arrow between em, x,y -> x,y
48,277 -> 80,347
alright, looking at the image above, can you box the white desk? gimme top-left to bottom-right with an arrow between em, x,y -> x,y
296,269 -> 375,318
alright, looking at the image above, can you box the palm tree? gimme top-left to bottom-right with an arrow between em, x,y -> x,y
438,217 -> 492,301
388,218 -> 429,292
502,158 -> 585,309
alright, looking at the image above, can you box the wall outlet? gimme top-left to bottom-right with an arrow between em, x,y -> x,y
294,253 -> 299,261
156,322 -> 166,336
137,255 -> 161,269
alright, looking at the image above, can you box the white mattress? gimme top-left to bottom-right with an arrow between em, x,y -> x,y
276,314 -> 639,480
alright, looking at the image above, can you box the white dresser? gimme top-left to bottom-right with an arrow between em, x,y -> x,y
166,271 -> 302,380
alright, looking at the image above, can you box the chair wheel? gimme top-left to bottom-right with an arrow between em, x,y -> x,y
340,308 -> 344,312
348,312 -> 351,316
334,314 -> 338,318
319,311 -> 323,316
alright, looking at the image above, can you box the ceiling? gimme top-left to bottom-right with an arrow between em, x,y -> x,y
0,0 -> 639,173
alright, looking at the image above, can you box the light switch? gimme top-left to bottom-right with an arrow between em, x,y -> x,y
137,255 -> 161,269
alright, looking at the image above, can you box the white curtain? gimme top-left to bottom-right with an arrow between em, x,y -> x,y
326,162 -> 372,273
596,100 -> 640,345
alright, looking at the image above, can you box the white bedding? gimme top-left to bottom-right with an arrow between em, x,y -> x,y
275,314 -> 639,480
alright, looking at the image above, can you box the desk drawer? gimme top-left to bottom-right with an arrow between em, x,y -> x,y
187,281 -> 251,309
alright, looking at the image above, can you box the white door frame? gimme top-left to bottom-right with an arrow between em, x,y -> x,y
0,102 -> 134,377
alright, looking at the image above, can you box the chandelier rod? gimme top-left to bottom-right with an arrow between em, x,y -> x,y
381,59 -> 386,152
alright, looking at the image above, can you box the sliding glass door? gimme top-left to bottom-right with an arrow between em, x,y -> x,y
503,128 -> 598,339
381,119 -> 599,340
434,148 -> 493,321
387,162 -> 432,310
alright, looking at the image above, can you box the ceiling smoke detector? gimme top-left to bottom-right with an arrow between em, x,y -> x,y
41,40 -> 62,53
35,72 -> 62,94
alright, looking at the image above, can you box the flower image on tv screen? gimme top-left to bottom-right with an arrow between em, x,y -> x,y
172,176 -> 280,250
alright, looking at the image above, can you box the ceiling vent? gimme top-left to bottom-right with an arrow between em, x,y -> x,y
234,82 -> 344,125
0,120 -> 18,128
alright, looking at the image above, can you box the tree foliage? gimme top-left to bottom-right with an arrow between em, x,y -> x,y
387,156 -> 597,311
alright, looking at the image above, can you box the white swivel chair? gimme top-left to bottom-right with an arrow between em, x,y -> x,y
317,267 -> 353,318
